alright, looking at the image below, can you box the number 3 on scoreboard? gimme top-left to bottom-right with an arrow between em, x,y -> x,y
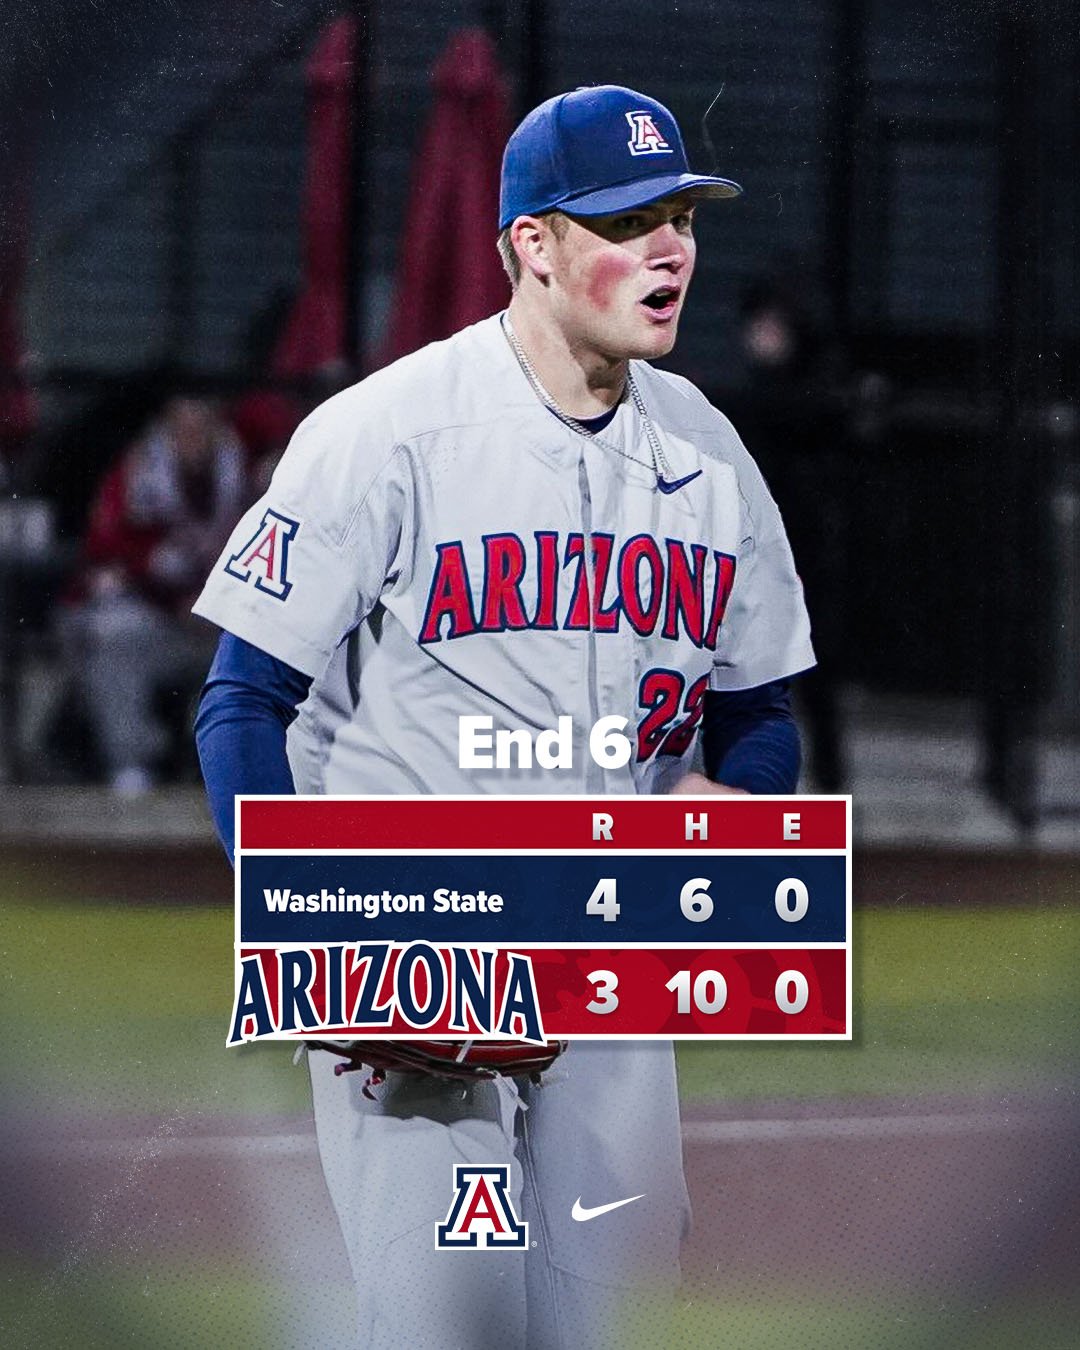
586,969 -> 620,1014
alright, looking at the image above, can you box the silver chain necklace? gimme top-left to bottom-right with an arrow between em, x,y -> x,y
501,314 -> 675,486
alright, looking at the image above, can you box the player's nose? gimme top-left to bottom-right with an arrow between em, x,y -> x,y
645,221 -> 692,270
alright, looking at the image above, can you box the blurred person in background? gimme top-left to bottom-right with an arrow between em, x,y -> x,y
729,273 -> 850,792
63,395 -> 247,793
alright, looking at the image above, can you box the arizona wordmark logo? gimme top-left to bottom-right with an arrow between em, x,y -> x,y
626,111 -> 671,156
437,1164 -> 528,1250
224,508 -> 300,600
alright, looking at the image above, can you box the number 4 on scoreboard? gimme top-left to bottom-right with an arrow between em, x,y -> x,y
586,878 -> 621,922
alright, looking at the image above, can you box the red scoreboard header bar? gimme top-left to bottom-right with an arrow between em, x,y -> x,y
238,796 -> 848,851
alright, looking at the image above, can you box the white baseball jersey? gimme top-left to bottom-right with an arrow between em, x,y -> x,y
194,312 -> 813,792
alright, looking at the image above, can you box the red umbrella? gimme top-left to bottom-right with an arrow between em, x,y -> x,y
380,28 -> 511,366
271,16 -> 357,380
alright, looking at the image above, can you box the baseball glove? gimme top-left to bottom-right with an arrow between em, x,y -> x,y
307,1037 -> 568,1092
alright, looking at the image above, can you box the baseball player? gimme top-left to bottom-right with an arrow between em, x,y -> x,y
194,84 -> 813,1349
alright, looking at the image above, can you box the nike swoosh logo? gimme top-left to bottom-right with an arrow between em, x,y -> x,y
571,1194 -> 646,1222
656,470 -> 703,494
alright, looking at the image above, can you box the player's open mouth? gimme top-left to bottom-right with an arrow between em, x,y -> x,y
640,286 -> 680,320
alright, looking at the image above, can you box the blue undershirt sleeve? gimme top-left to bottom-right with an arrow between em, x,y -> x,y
701,679 -> 801,794
194,632 -> 313,863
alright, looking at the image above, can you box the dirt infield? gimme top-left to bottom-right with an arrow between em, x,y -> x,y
2,844 -> 231,906
681,1095 -> 1079,1296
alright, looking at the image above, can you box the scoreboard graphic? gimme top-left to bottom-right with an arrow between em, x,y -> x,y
229,796 -> 851,1044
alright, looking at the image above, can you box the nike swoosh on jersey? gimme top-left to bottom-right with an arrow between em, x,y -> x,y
571,1194 -> 646,1222
656,470 -> 703,494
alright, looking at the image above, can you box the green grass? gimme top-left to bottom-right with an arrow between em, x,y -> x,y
2,889 -> 1076,1115
623,1286 -> 1080,1350
5,1257 -> 1076,1350
0,895 -> 307,1116
0,1254 -> 343,1350
5,1258 -> 1077,1350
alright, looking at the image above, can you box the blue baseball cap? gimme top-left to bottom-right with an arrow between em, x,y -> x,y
499,84 -> 742,230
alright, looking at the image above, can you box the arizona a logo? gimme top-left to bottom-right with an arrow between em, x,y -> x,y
224,509 -> 300,600
626,110 -> 671,156
437,1164 -> 528,1250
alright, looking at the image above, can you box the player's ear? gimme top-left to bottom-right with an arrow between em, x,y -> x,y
510,215 -> 556,283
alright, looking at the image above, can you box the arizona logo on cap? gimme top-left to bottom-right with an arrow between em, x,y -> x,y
626,111 -> 672,156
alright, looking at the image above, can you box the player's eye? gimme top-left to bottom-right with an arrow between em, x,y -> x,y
673,212 -> 694,233
614,214 -> 647,233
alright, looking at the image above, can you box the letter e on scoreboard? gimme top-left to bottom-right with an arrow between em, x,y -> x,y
783,812 -> 801,841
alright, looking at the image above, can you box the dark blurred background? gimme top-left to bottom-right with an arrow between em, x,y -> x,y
0,0 -> 1076,837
